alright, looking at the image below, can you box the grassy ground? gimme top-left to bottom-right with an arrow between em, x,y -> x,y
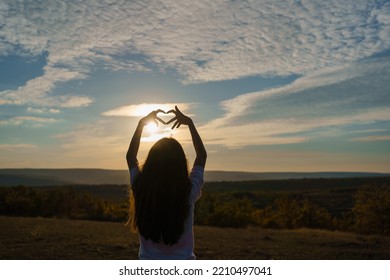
1,216 -> 389,260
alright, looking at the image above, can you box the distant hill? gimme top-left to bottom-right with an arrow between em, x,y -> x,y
0,169 -> 129,186
204,171 -> 390,182
0,168 -> 389,186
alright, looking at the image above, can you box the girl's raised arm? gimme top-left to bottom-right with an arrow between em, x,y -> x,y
126,110 -> 165,170
168,106 -> 207,168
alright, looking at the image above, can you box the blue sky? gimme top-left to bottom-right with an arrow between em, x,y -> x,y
0,0 -> 389,172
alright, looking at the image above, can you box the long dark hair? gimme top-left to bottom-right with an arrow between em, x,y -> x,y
130,137 -> 191,245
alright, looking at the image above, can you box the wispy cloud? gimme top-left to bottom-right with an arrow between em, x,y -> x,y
0,144 -> 38,151
0,116 -> 58,127
27,107 -> 60,114
200,56 -> 390,147
0,65 -> 93,107
102,103 -> 193,117
1,0 -> 389,108
351,135 -> 390,142
57,95 -> 94,108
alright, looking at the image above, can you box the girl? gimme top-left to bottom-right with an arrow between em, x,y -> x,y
126,106 -> 207,259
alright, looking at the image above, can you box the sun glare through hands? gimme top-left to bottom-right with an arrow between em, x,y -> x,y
138,104 -> 180,142
142,121 -> 175,142
121,103 -> 192,142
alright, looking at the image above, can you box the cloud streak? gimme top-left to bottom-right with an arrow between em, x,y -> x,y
0,116 -> 58,127
200,56 -> 390,147
351,135 -> 390,142
0,144 -> 37,151
27,107 -> 60,114
103,103 -> 194,117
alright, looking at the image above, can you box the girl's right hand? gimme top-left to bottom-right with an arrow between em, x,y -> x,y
139,110 -> 165,127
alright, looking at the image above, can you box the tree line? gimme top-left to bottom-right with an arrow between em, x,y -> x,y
0,183 -> 389,235
0,185 -> 127,222
194,184 -> 390,235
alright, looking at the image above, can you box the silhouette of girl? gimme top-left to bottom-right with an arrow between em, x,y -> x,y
126,106 -> 207,259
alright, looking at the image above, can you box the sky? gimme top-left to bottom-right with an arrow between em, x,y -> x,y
0,0 -> 390,172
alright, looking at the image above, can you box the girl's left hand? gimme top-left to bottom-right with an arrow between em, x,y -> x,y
166,106 -> 192,129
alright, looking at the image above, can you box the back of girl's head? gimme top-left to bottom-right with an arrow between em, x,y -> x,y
131,137 -> 191,245
143,137 -> 188,178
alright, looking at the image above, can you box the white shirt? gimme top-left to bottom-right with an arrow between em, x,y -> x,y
130,165 -> 204,259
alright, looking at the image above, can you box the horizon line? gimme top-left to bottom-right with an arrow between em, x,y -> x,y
0,167 -> 389,174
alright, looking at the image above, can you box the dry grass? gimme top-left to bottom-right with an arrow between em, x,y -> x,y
195,226 -> 390,259
1,216 -> 389,260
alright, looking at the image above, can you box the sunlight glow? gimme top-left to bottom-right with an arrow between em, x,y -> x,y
145,122 -> 158,134
141,125 -> 176,143
103,102 -> 186,143
141,133 -> 166,142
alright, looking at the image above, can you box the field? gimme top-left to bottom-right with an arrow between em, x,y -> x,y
1,216 -> 390,260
